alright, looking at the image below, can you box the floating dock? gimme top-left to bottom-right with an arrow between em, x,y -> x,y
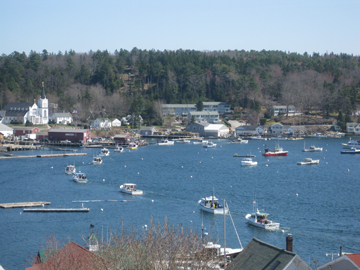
0,153 -> 87,159
0,201 -> 51,209
233,154 -> 256,157
23,208 -> 90,212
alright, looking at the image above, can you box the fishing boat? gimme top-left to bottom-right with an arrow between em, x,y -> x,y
99,148 -> 110,156
127,142 -> 138,150
241,158 -> 258,166
158,139 -> 174,145
310,133 -> 327,138
297,158 -> 320,165
119,183 -> 143,195
342,138 -> 360,149
262,143 -> 288,157
65,164 -> 76,175
231,137 -> 248,144
177,138 -> 191,143
114,146 -> 124,152
73,172 -> 88,183
341,147 -> 360,154
251,136 -> 268,140
198,190 -> 228,214
245,204 -> 280,230
302,143 -> 323,152
203,141 -> 217,148
92,156 -> 103,165
193,138 -> 208,145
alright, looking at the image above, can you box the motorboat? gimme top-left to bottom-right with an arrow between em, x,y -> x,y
273,136 -> 287,141
262,143 -> 288,156
119,183 -> 143,195
114,146 -> 124,152
127,142 -> 138,150
92,156 -> 103,165
198,194 -> 228,214
241,158 -> 258,166
99,148 -> 110,156
302,144 -> 323,152
245,207 -> 280,230
73,172 -> 88,183
177,139 -> 191,143
310,133 -> 327,138
232,137 -> 248,144
193,139 -> 208,145
158,139 -> 174,145
341,147 -> 360,154
251,136 -> 268,140
297,158 -> 320,165
342,138 -> 360,149
65,164 -> 76,175
203,142 -> 217,148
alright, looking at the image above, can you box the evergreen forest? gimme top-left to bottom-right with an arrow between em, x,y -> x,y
0,48 -> 359,125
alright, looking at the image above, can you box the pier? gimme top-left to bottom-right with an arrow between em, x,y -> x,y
0,153 -> 87,159
23,208 -> 90,212
0,201 -> 51,209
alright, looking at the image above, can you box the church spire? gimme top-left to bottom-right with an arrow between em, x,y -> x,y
41,82 -> 46,99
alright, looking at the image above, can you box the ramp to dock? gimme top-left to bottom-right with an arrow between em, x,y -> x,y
0,201 -> 51,209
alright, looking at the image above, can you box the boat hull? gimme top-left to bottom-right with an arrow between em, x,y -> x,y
263,152 -> 288,157
120,189 -> 143,195
245,214 -> 280,230
199,203 -> 228,214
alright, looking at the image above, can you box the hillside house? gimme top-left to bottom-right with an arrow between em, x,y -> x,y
49,112 -> 73,124
139,126 -> 157,136
93,118 -> 112,129
318,252 -> 360,270
111,118 -> 121,127
188,111 -> 220,124
272,105 -> 296,116
347,123 -> 360,134
235,125 -> 266,136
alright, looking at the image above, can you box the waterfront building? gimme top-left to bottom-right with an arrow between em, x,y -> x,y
92,118 -> 112,129
0,123 -> 13,137
111,118 -> 121,127
48,128 -> 91,143
204,124 -> 230,138
139,126 -> 157,136
318,252 -> 360,270
162,101 -> 230,116
346,122 -> 360,134
12,127 -> 40,138
188,111 -> 220,123
235,125 -> 266,136
49,112 -> 73,124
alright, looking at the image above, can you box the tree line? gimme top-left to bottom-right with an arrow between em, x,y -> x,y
0,48 -> 359,125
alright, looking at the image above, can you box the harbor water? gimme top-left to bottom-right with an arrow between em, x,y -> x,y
0,137 -> 359,269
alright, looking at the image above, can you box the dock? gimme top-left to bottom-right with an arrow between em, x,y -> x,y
0,153 -> 87,159
233,154 -> 256,157
0,201 -> 51,209
23,208 -> 90,212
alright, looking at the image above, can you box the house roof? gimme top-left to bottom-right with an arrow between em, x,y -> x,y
189,111 -> 219,116
140,126 -> 156,130
203,101 -> 229,105
162,104 -> 196,108
95,118 -> 111,122
204,124 -> 227,131
51,113 -> 72,117
236,125 -> 261,131
26,241 -> 106,270
0,123 -> 13,132
12,127 -> 38,131
226,238 -> 297,270
49,128 -> 88,133
347,254 -> 360,267
114,134 -> 130,138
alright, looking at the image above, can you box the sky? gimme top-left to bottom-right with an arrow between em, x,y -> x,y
1,0 -> 360,56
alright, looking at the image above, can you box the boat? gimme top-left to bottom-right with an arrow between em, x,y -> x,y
114,146 -> 124,152
273,136 -> 287,141
177,138 -> 191,143
119,183 -> 143,195
198,191 -> 228,214
342,138 -> 360,149
310,133 -> 327,138
127,142 -> 138,150
92,156 -> 103,165
297,158 -> 320,165
262,143 -> 288,156
241,158 -> 258,166
203,142 -> 217,148
341,147 -> 360,154
99,148 -> 110,156
231,137 -> 248,144
233,153 -> 256,157
193,138 -> 208,145
302,143 -> 323,152
245,205 -> 280,230
251,136 -> 268,140
65,164 -> 76,175
73,172 -> 88,183
158,139 -> 174,145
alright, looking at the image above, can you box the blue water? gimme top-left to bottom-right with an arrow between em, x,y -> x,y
1,138 -> 360,269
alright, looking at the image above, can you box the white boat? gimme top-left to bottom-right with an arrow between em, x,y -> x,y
245,207 -> 280,230
193,139 -> 208,145
302,144 -> 323,152
114,146 -> 124,152
341,147 -> 360,154
65,164 -> 76,175
273,136 -> 288,141
342,138 -> 360,149
251,136 -> 268,140
198,192 -> 228,214
232,137 -> 248,144
177,139 -> 191,143
99,148 -> 110,156
73,172 -> 88,183
119,183 -> 143,195
203,142 -> 217,148
310,133 -> 327,138
297,158 -> 320,165
127,142 -> 138,150
241,158 -> 258,166
158,139 -> 174,145
92,156 -> 103,165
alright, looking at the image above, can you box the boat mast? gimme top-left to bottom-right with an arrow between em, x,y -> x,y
223,198 -> 226,269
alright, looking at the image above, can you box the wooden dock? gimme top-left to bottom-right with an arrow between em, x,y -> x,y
23,208 -> 90,212
0,153 -> 87,159
0,201 -> 51,209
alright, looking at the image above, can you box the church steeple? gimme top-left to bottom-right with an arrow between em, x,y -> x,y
41,82 -> 46,99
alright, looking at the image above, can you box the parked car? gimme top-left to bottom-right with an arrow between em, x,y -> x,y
61,140 -> 71,143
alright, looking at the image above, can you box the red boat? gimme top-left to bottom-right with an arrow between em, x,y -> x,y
263,145 -> 288,156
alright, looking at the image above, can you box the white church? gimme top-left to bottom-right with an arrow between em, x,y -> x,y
1,84 -> 49,125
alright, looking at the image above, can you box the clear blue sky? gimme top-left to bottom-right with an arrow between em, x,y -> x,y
1,0 -> 360,56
